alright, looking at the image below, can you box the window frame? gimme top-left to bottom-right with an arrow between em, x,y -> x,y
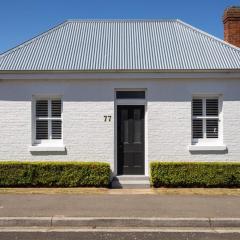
32,96 -> 63,146
192,95 -> 223,145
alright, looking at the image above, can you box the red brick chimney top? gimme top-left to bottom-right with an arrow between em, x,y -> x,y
223,6 -> 240,48
223,6 -> 240,23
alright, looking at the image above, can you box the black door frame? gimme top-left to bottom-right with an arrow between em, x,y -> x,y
117,105 -> 145,175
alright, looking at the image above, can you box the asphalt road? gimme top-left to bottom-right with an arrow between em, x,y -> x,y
0,229 -> 240,240
0,194 -> 239,218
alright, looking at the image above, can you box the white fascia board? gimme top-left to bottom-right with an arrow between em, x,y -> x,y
0,71 -> 240,80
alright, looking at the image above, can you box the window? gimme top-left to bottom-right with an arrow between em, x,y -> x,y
116,91 -> 145,99
192,97 -> 221,144
33,97 -> 62,144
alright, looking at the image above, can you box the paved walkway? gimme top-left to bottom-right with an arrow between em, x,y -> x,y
0,189 -> 239,218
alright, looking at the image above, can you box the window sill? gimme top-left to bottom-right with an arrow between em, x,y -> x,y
188,145 -> 227,152
29,145 -> 66,152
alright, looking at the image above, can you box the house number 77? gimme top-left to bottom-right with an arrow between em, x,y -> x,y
104,116 -> 112,122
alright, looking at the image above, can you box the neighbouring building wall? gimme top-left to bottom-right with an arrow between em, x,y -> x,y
0,77 -> 240,174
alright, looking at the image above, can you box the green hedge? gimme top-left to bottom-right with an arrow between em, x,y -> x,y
0,162 -> 111,187
150,162 -> 240,187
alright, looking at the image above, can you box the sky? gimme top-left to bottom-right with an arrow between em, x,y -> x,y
0,0 -> 240,54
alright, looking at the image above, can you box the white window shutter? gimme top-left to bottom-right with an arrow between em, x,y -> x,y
36,100 -> 48,117
192,119 -> 203,139
192,99 -> 203,139
35,99 -> 62,141
35,100 -> 49,140
36,120 -> 48,140
52,120 -> 62,139
192,99 -> 203,116
206,99 -> 219,138
206,99 -> 218,116
51,100 -> 62,139
192,97 -> 220,141
206,119 -> 218,138
51,100 -> 62,117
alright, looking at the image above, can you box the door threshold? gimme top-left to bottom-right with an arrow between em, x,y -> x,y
117,175 -> 147,177
111,175 -> 150,189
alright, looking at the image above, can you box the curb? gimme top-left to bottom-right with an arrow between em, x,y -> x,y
0,217 -> 240,228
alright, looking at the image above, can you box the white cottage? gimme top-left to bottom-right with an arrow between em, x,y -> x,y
0,8 -> 240,185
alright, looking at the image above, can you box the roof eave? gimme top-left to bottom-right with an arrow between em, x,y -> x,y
0,69 -> 240,74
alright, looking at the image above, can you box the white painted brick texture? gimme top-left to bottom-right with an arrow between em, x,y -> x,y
0,78 -> 240,174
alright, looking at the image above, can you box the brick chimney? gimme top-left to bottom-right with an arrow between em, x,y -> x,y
223,6 -> 240,47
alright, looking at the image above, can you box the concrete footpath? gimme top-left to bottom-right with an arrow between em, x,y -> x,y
0,189 -> 239,218
0,189 -> 240,239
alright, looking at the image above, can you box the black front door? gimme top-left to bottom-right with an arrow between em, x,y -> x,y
117,105 -> 145,175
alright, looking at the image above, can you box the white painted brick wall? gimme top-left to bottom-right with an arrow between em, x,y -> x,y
0,77 -> 240,174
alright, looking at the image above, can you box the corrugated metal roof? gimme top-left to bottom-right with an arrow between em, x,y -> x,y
0,19 -> 240,71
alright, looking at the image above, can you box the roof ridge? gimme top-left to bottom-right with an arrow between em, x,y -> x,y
176,19 -> 240,53
0,21 -> 70,59
65,19 -> 178,23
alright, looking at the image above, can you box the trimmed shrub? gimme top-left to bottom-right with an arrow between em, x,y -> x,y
0,162 -> 111,187
150,162 -> 240,187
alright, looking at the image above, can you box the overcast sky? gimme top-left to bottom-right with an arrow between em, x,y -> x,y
0,0 -> 239,54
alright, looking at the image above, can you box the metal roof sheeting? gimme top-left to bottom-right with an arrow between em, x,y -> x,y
0,19 -> 240,71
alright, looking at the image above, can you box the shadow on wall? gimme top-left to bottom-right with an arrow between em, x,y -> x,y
0,78 -> 240,102
190,149 -> 228,155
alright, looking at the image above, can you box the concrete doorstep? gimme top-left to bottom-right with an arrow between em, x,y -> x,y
0,217 -> 240,228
